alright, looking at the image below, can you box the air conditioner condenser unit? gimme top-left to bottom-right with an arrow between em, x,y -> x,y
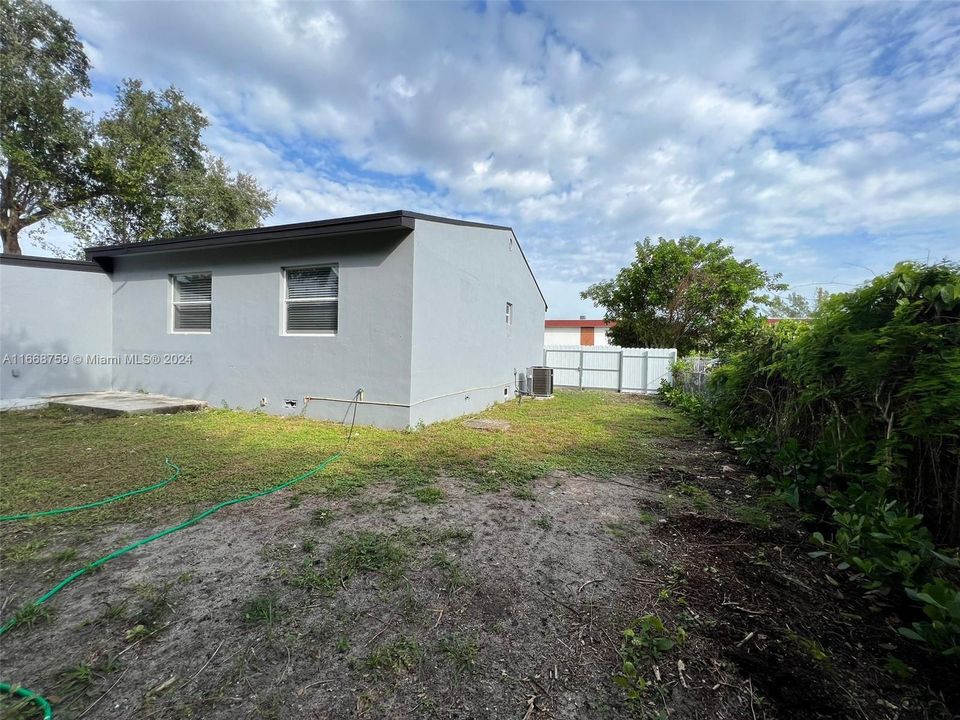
528,366 -> 554,397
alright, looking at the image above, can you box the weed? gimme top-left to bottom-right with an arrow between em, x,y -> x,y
4,539 -> 47,564
11,603 -> 54,630
432,550 -> 470,593
511,485 -> 536,501
311,506 -> 334,527
0,691 -> 41,719
786,629 -> 830,664
604,521 -> 639,539
732,504 -> 774,528
433,527 -> 473,544
615,615 -> 685,700
287,532 -> 407,594
535,514 -> 553,530
131,581 -> 175,629
287,562 -> 336,594
58,662 -> 93,692
99,654 -> 121,674
411,486 -> 444,504
51,547 -> 78,564
384,494 -> 413,509
301,536 -> 317,554
124,624 -> 150,642
635,551 -> 657,566
336,636 -> 350,653
398,585 -> 422,619
437,633 -> 479,673
884,655 -> 915,680
287,494 -> 302,509
260,542 -> 294,562
362,636 -> 422,673
472,474 -> 503,494
243,594 -> 282,627
674,483 -> 715,513
327,532 -> 407,582
99,600 -> 128,622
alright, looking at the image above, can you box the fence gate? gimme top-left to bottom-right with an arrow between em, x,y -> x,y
542,345 -> 678,394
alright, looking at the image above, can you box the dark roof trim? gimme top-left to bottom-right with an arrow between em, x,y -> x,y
545,320 -> 612,328
82,208 -> 546,311
509,228 -> 546,312
0,254 -> 104,273
85,210 -> 415,260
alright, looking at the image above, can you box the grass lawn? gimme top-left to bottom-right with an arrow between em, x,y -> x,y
0,391 -> 954,720
0,391 -> 690,523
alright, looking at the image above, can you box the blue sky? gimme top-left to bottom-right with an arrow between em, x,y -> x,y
29,1 -> 960,317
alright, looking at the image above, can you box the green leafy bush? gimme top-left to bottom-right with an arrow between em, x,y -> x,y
614,614 -> 685,699
664,261 -> 960,654
900,581 -> 960,655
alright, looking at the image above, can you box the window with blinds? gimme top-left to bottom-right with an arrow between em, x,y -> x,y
171,273 -> 212,332
284,265 -> 338,334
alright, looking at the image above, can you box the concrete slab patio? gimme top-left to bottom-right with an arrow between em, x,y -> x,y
44,391 -> 206,416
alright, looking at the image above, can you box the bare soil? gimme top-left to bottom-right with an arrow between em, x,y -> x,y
1,425 -> 956,719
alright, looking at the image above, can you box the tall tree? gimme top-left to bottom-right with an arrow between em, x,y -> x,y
764,288 -> 831,318
1,0 -> 275,255
0,0 -> 96,253
60,80 -> 276,251
582,236 -> 785,354
765,291 -> 813,318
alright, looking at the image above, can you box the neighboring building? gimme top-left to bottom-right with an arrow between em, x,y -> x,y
0,211 -> 546,428
544,318 -> 614,346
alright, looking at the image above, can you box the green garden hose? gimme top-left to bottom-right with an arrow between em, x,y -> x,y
1,390 -> 359,718
0,451 -> 341,637
0,459 -> 181,523
0,683 -> 53,720
0,451 -> 343,719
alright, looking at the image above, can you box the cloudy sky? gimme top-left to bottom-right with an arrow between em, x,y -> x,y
30,1 -> 960,317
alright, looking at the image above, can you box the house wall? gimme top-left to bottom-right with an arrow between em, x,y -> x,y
408,219 -> 546,425
108,231 -> 415,427
544,326 -> 612,346
0,258 -> 113,399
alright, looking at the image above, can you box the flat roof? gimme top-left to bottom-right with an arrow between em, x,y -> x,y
545,319 -> 613,328
82,210 -> 546,310
0,254 -> 103,273
85,210 -> 415,259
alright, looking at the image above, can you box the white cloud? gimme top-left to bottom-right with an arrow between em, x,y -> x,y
26,0 -> 958,317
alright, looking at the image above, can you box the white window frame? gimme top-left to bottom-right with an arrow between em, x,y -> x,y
169,272 -> 212,334
505,301 -> 513,326
281,264 -> 339,336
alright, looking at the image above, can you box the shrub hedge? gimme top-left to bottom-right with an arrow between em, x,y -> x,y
662,261 -> 960,655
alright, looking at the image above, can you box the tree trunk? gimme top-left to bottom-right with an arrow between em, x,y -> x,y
1,165 -> 23,254
1,224 -> 22,254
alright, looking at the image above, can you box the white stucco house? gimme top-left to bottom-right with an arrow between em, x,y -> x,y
0,211 -> 547,428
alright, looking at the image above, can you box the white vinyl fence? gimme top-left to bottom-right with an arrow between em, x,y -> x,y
543,345 -> 678,394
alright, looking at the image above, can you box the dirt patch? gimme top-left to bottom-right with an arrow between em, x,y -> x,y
1,419 -> 955,719
1,467 -> 655,719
